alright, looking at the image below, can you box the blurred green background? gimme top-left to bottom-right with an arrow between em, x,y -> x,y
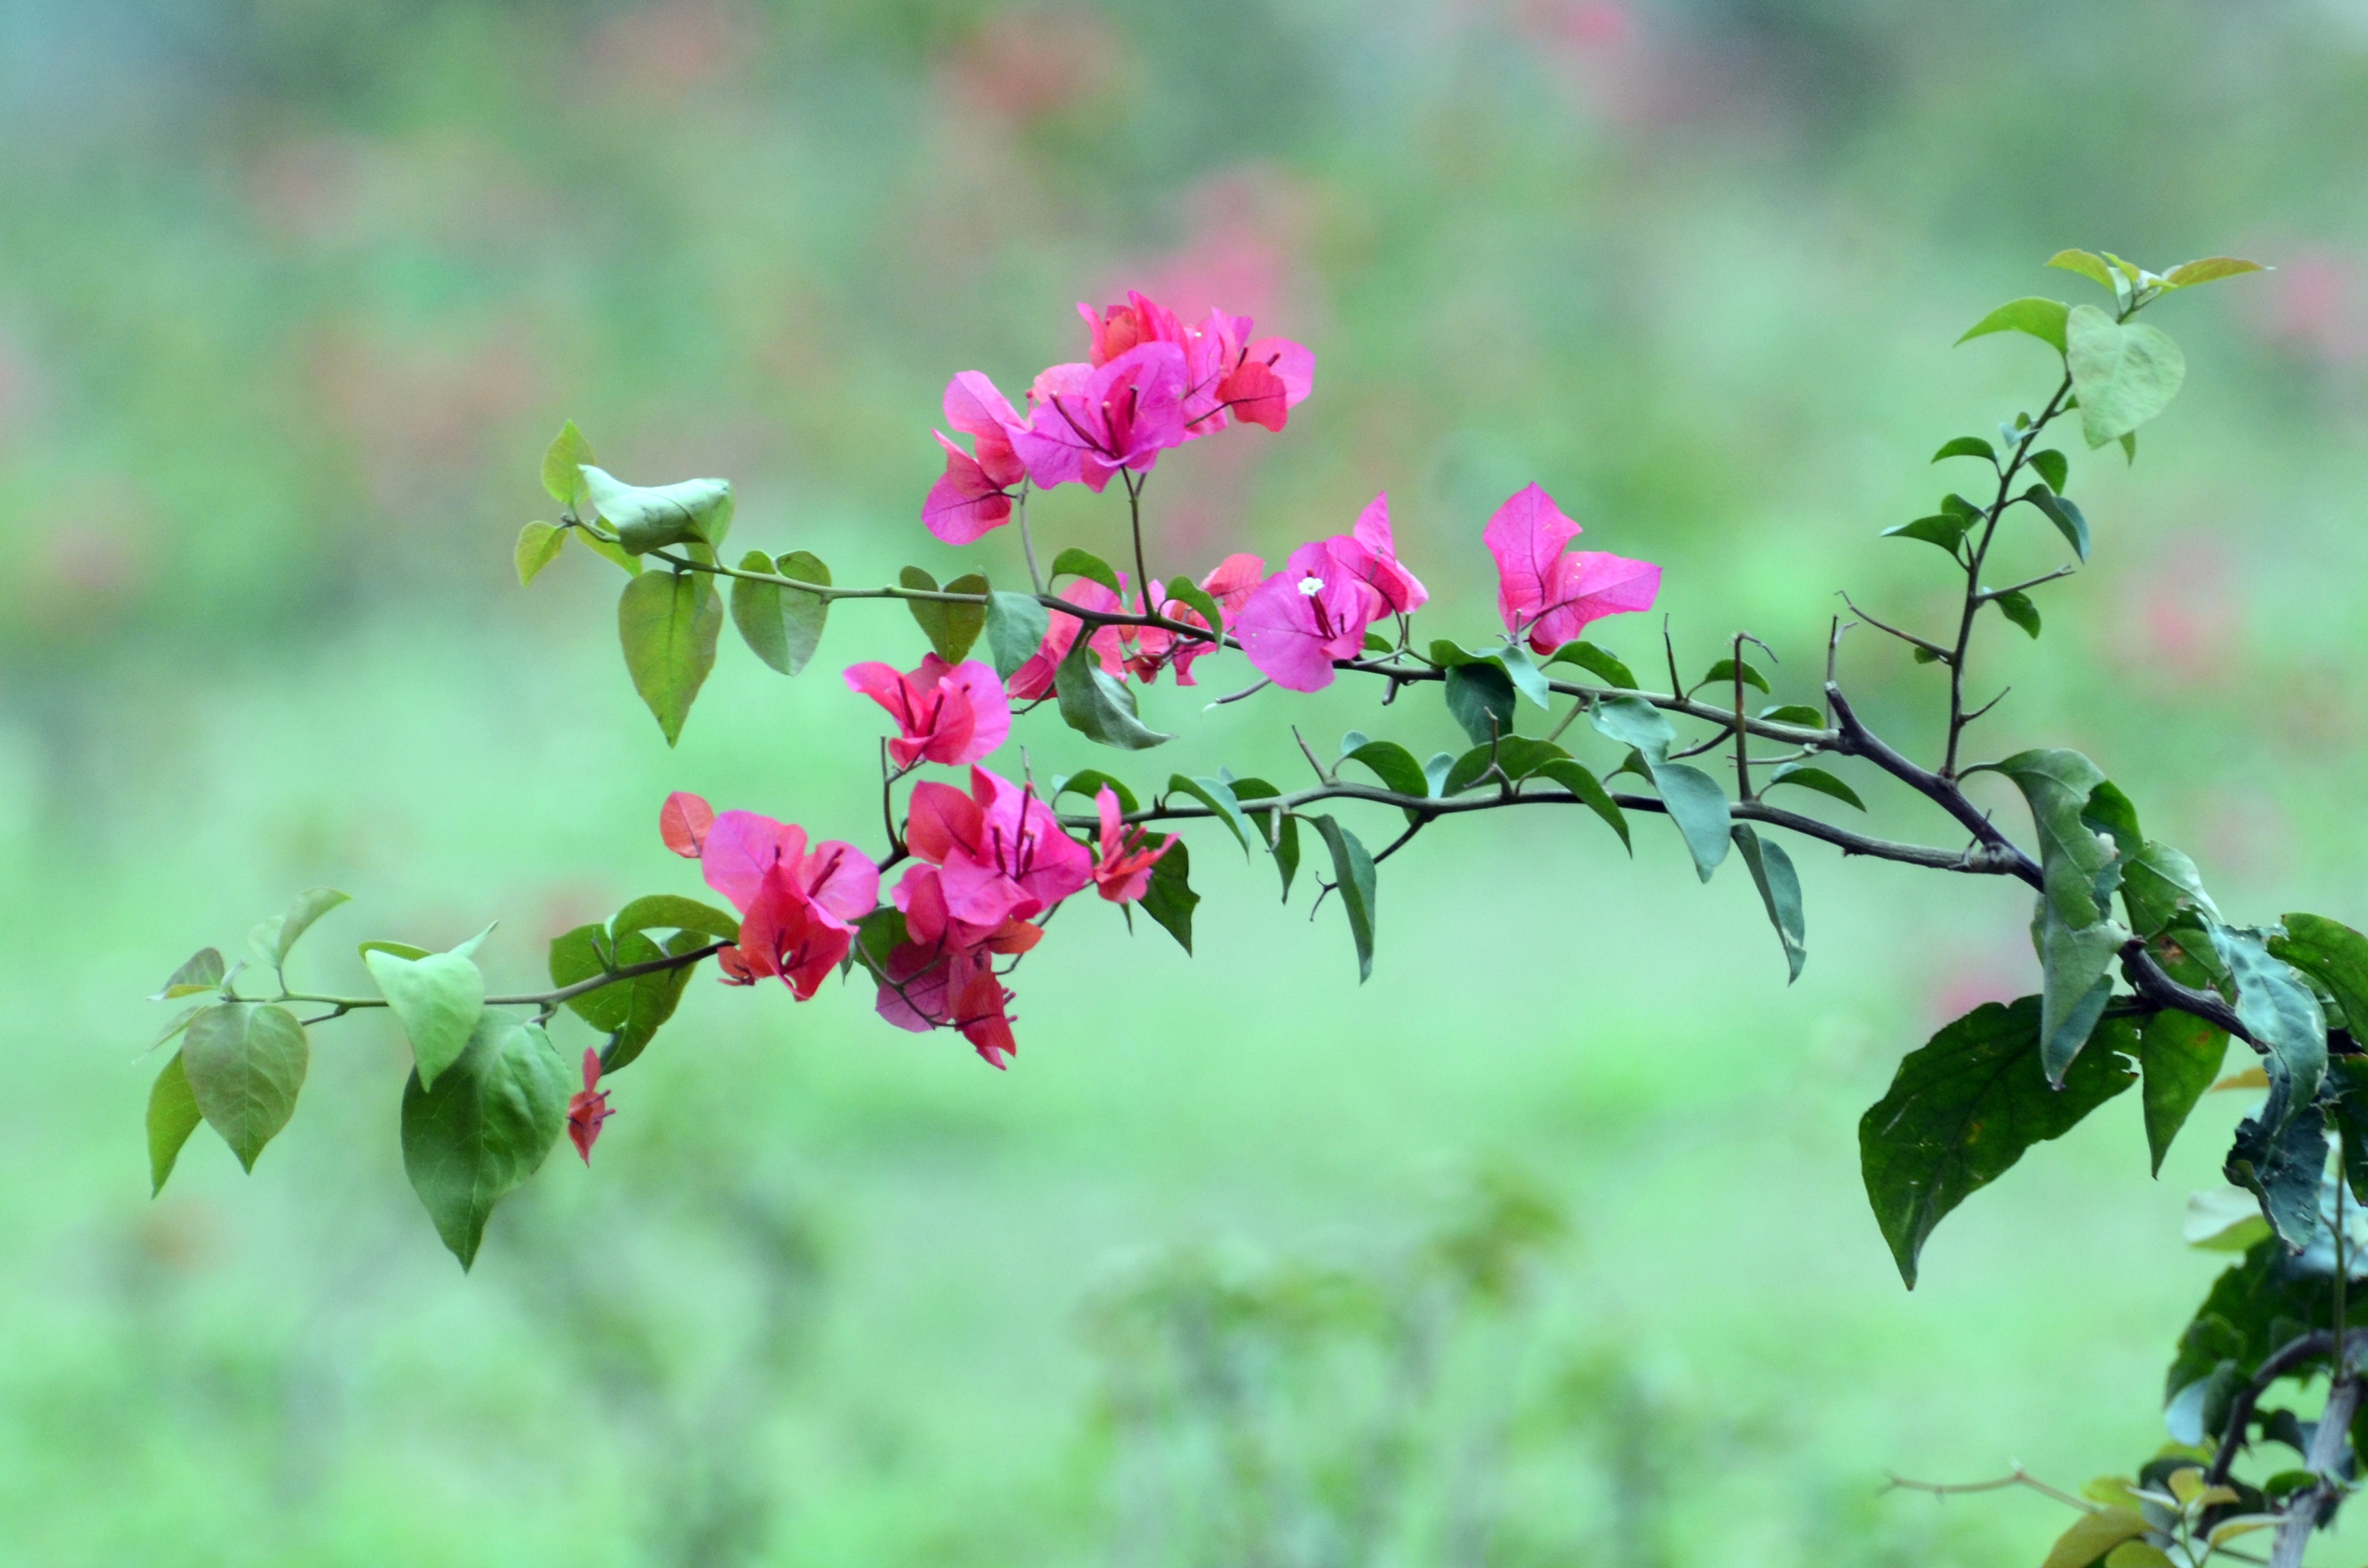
7,1 -> 2368,1562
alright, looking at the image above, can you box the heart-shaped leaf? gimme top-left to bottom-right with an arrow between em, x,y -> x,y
181,1002 -> 309,1172
984,591 -> 1050,680
1053,635 -> 1171,750
366,947 -> 486,1090
618,570 -> 722,745
2066,304 -> 2187,448
900,568 -> 989,663
516,521 -> 566,585
400,1014 -> 568,1269
732,549 -> 831,676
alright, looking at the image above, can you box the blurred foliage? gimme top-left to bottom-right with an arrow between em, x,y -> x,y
8,0 -> 2368,1564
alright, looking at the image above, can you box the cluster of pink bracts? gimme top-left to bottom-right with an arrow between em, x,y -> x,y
621,289 -> 1663,1107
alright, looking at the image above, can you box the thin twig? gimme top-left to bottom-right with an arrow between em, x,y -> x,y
1882,1466 -> 2095,1515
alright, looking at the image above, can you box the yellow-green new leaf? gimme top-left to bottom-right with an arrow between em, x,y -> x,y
2163,257 -> 2266,289
515,521 -> 566,585
541,421 -> 595,508
1957,297 -> 2069,354
2041,1507 -> 2150,1568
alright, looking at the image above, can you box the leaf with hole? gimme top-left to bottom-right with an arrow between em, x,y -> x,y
400,1013 -> 568,1269
181,1002 -> 310,1173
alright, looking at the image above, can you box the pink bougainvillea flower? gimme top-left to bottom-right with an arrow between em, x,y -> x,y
1482,482 -> 1661,655
872,940 -> 1023,1068
843,654 -> 1012,768
1077,291 -> 1314,437
660,791 -> 714,858
897,767 -> 1093,940
923,372 -> 1030,544
1010,341 -> 1189,492
1200,551 -> 1266,616
1091,784 -> 1172,902
1007,576 -> 1126,701
693,811 -> 880,995
566,1047 -> 613,1164
1234,540 -> 1379,692
1325,493 -> 1428,616
1119,553 -> 1263,686
720,863 -> 852,999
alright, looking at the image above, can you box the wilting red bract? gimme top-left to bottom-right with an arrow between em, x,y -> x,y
567,1047 -> 613,1164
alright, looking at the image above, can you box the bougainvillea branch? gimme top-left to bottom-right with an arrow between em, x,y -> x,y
157,245 -> 2368,1565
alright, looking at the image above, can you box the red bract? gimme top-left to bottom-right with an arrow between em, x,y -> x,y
923,372 -> 1031,544
689,811 -> 880,999
843,654 -> 1012,767
659,791 -> 714,857
1326,493 -> 1427,616
1092,783 -> 1172,902
1483,482 -> 1661,655
1235,539 -> 1381,692
1079,291 -> 1314,436
1007,577 -> 1126,701
567,1047 -> 613,1164
1011,342 -> 1190,492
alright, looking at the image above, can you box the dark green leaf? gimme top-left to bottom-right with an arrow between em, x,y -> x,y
365,945 -> 486,1091
1049,548 -> 1122,596
1491,643 -> 1553,708
400,1014 -> 568,1270
1941,493 -> 1984,520
1444,662 -> 1517,746
2226,1100 -> 2328,1252
1859,999 -> 2136,1287
1732,826 -> 1806,983
181,1002 -> 310,1173
1932,436 -> 1997,465
1535,759 -> 1629,850
1700,658 -> 1771,694
2269,915 -> 2368,1043
1763,764 -> 1865,812
2048,249 -> 2118,291
618,570 -> 722,746
1140,839 -> 1196,954
1993,590 -> 2041,638
1162,576 -> 1226,641
1546,641 -> 1638,689
541,421 -> 595,508
1759,703 -> 1826,728
1590,696 -> 1729,880
1911,646 -> 1943,664
2121,842 -> 2216,940
611,895 -> 740,942
1883,514 -> 1970,554
1053,769 -> 1139,815
1053,636 -> 1172,750
1166,774 -> 1251,854
2140,995 -> 2229,1178
581,466 -> 732,554
1493,737 -> 1572,779
152,946 -> 226,1000
1427,639 -> 1477,668
898,567 -> 989,664
846,908 -> 908,977
1310,816 -> 1378,983
1442,745 -> 1502,797
2029,449 -> 2069,493
2080,781 -> 2143,867
2119,431 -> 2137,464
2034,894 -> 2122,1085
147,1049 -> 204,1195
2025,486 -> 2091,561
516,521 -> 566,585
2066,304 -> 2187,449
2328,1058 -> 2368,1204
1957,297 -> 2070,354
985,591 -> 1051,681
2168,1235 -> 2336,1410
2163,257 -> 2267,289
1229,779 -> 1299,900
1342,741 -> 1429,826
2211,925 -> 2328,1123
1983,749 -> 2118,929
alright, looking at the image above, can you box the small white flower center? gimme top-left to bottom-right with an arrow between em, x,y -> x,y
1297,575 -> 1326,596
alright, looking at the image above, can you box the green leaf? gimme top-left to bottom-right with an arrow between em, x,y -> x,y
1310,816 -> 1378,982
2025,486 -> 2091,560
731,550 -> 828,676
400,1013 -> 569,1270
618,569 -> 722,746
268,888 -> 349,970
1532,759 -> 1628,850
1162,576 -> 1225,641
1590,696 -> 1729,880
1882,514 -> 1970,555
1859,999 -> 2136,1287
2163,257 -> 2267,289
1049,548 -> 1122,596
2269,914 -> 2368,1041
365,945 -> 486,1091
901,567 -> 989,663
985,591 -> 1051,680
2210,925 -> 2328,1123
152,946 -> 226,1000
1993,589 -> 2042,639
1759,703 -> 1826,728
2327,1058 -> 2368,1204
1731,826 -> 1806,982
181,1002 -> 310,1173
575,527 -> 641,576
1699,657 -> 1770,694
1441,745 -> 1502,796
542,421 -> 595,507
580,466 -> 732,555
2066,304 -> 2188,449
2119,431 -> 2137,465
1342,740 -> 1430,819
1362,631 -> 1393,653
1444,662 -> 1518,746
1139,838 -> 1196,954
1490,643 -> 1553,708
358,940 -> 431,963
2034,894 -> 2125,1085
515,521 -> 566,585
1053,769 -> 1139,815
571,928 -> 705,1074
1229,779 -> 1299,899
2225,1099 -> 2328,1251
611,895 -> 739,942
1545,641 -> 1638,689
1762,764 -> 1864,812
1167,774 -> 1251,855
2029,448 -> 2069,493
1982,749 -> 2117,929
2140,1000 -> 2228,1178
1957,297 -> 2069,354
846,907 -> 909,977
2123,842 -> 2217,938
2040,1509 -> 2151,1568
1931,436 -> 1997,465
2048,249 -> 2119,291
1940,493 -> 1984,521
1427,638 -> 1477,667
1054,635 -> 1172,750
2100,1540 -> 2175,1568
147,1049 -> 204,1195
151,1004 -> 202,1050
